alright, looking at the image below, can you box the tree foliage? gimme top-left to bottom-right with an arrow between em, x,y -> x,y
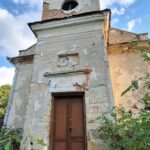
0,85 -> 11,118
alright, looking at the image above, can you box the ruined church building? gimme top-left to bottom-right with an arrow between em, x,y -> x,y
4,0 -> 149,150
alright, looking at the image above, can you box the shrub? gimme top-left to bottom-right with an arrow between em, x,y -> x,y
0,128 -> 22,150
96,107 -> 150,150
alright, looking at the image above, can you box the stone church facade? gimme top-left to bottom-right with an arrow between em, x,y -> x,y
4,0 -> 149,150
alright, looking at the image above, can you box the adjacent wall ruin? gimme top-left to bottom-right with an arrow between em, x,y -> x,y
108,28 -> 150,112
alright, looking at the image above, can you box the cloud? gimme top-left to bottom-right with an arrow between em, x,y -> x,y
12,0 -> 43,9
100,0 -> 137,9
0,7 -> 41,57
0,67 -> 15,86
0,1 -> 42,86
112,8 -> 125,15
127,18 -> 142,31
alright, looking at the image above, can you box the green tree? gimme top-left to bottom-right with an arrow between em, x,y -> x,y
0,85 -> 11,117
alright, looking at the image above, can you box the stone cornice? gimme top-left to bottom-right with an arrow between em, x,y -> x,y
29,10 -> 110,37
7,54 -> 34,64
44,68 -> 92,77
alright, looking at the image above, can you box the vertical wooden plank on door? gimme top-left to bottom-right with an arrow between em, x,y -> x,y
70,96 -> 85,150
53,97 -> 67,150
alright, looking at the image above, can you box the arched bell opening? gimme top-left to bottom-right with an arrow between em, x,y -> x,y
62,0 -> 78,11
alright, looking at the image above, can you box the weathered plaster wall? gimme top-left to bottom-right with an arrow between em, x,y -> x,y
5,61 -> 33,129
42,0 -> 100,20
108,41 -> 150,112
19,44 -> 36,56
21,14 -> 114,150
109,28 -> 148,45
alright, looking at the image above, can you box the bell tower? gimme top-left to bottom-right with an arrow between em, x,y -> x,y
42,0 -> 100,20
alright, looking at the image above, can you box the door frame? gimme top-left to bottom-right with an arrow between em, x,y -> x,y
49,92 -> 87,150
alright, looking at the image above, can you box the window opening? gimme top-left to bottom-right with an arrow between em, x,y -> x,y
62,0 -> 78,11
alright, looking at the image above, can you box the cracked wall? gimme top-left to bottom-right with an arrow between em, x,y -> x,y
4,12 -> 113,150
20,15 -> 114,150
5,61 -> 33,129
42,0 -> 100,20
108,41 -> 150,113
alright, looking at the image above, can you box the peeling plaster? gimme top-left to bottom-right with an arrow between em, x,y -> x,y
83,48 -> 88,55
90,68 -> 98,80
34,101 -> 41,112
6,11 -> 114,150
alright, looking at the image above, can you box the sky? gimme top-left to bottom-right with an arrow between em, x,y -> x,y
0,0 -> 150,86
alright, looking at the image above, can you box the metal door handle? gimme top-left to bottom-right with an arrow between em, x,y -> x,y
70,126 -> 73,130
69,119 -> 73,130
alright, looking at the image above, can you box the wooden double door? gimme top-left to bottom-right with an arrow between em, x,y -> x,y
52,94 -> 86,150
